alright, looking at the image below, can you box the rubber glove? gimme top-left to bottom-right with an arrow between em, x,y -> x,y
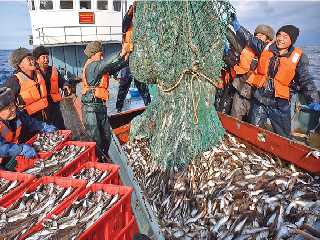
20,144 -> 37,158
301,103 -> 320,112
41,123 -> 57,133
231,13 -> 240,32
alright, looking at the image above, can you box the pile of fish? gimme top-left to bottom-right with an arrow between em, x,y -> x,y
24,145 -> 86,175
0,178 -> 19,199
32,132 -> 66,152
26,190 -> 120,239
72,167 -> 110,185
124,134 -> 320,239
0,183 -> 74,239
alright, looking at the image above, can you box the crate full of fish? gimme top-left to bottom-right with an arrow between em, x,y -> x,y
24,184 -> 134,240
0,170 -> 35,203
114,216 -> 139,240
18,141 -> 96,176
0,176 -> 86,240
69,161 -> 120,185
15,152 -> 52,172
26,130 -> 72,154
53,141 -> 97,177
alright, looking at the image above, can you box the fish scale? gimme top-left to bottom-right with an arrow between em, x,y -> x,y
0,178 -> 19,199
32,132 -> 65,152
72,167 -> 110,184
124,133 -> 320,239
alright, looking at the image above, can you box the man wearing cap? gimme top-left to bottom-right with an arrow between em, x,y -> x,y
230,24 -> 275,121
82,41 -> 127,161
0,87 -> 56,171
3,48 -> 49,124
231,16 -> 319,138
33,45 -> 71,129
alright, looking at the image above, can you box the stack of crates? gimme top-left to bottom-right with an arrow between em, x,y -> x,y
0,130 -> 139,240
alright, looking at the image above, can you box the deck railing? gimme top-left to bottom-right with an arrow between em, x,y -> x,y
34,25 -> 122,45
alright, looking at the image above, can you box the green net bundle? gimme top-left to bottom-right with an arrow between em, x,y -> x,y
129,1 -> 234,169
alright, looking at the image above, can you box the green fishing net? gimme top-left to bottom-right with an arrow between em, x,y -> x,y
129,0 -> 235,169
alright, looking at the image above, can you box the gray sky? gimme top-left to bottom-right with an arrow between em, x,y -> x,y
0,0 -> 319,49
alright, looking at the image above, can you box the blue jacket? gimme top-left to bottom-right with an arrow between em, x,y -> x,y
236,26 -> 320,104
0,111 -> 47,158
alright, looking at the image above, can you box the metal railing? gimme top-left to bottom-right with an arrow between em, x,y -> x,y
35,25 -> 122,45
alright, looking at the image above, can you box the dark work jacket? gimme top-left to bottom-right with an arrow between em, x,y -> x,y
236,26 -> 319,104
81,55 -> 127,110
0,111 -> 46,158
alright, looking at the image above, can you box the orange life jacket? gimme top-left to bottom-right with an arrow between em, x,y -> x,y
123,25 -> 133,54
81,59 -> 109,101
217,68 -> 236,89
0,119 -> 22,143
248,46 -> 303,100
15,71 -> 48,115
49,66 -> 62,102
234,47 -> 257,75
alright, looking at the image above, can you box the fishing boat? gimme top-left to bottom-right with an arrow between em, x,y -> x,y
26,1 -> 320,239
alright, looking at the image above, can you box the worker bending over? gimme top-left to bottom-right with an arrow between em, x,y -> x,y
0,87 -> 56,171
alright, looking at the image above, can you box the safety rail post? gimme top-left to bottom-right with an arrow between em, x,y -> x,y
64,26 -> 67,43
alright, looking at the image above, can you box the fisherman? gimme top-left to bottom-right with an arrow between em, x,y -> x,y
0,87 -> 56,171
230,24 -> 275,121
33,45 -> 71,129
4,48 -> 49,122
82,41 -> 127,161
231,16 -> 320,138
115,4 -> 151,113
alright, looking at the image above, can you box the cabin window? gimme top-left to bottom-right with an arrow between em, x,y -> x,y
40,0 -> 53,10
28,0 -> 35,10
60,0 -> 73,9
80,0 -> 91,9
113,0 -> 121,12
97,0 -> 108,10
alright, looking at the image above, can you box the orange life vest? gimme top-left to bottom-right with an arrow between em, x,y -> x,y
248,46 -> 303,100
123,25 -> 133,54
81,59 -> 109,101
15,71 -> 48,115
234,47 -> 257,75
49,66 -> 62,102
0,119 -> 22,143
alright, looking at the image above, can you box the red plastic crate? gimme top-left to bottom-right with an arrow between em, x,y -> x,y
15,152 -> 52,172
24,184 -> 133,240
67,161 -> 120,185
114,216 -> 139,240
0,170 -> 35,205
25,130 -> 72,154
54,141 -> 97,177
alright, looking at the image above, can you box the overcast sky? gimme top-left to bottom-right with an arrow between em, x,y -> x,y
0,0 -> 319,49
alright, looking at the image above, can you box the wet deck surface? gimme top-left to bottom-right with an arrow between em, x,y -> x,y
107,78 -> 146,117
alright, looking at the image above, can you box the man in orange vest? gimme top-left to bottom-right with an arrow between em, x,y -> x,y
82,41 -> 127,161
116,3 -> 151,113
230,24 -> 274,121
4,48 -> 50,141
0,87 -> 56,171
33,46 -> 71,129
231,16 -> 319,138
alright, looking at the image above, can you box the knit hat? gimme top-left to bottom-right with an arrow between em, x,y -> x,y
9,48 -> 32,69
84,41 -> 103,58
276,25 -> 300,45
254,24 -> 275,40
0,87 -> 15,110
33,45 -> 49,60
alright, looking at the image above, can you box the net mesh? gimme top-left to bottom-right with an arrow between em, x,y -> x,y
129,0 -> 235,169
